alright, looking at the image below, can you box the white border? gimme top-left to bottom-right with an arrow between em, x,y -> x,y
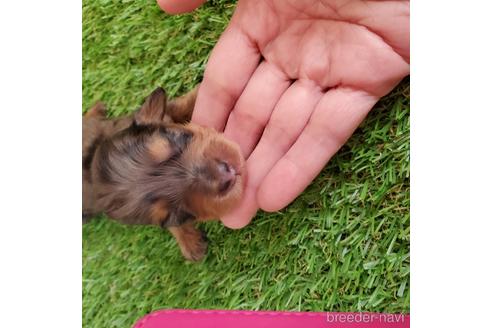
412,0 -> 492,327
0,1 -> 81,327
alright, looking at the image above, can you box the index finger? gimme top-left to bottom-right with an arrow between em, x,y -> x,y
192,24 -> 260,131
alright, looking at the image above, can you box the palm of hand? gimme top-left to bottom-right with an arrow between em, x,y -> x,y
235,0 -> 409,96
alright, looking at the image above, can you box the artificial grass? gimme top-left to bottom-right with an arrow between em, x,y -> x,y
82,1 -> 410,327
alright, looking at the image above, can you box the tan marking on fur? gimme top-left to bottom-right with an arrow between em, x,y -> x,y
168,221 -> 207,261
149,200 -> 169,225
147,135 -> 172,162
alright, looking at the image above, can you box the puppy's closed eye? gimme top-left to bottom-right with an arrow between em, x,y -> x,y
158,126 -> 192,154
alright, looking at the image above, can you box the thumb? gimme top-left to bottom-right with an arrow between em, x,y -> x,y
157,0 -> 207,14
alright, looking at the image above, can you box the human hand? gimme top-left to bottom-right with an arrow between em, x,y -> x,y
157,0 -> 410,228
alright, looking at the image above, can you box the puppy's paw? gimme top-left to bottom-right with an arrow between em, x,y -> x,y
182,230 -> 208,262
168,223 -> 208,262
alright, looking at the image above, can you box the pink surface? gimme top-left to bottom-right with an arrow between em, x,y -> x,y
134,309 -> 410,328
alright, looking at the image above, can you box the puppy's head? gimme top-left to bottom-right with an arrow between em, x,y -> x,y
94,88 -> 245,226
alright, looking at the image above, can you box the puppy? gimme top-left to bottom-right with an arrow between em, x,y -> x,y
83,86 -> 245,261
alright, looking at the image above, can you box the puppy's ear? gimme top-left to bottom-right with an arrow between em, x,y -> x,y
135,87 -> 167,125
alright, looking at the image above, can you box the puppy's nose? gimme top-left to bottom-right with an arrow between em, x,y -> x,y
217,161 -> 237,194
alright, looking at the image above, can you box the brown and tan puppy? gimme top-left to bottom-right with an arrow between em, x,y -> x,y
83,86 -> 245,261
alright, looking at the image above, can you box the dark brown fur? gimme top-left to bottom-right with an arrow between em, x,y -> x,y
83,86 -> 245,261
